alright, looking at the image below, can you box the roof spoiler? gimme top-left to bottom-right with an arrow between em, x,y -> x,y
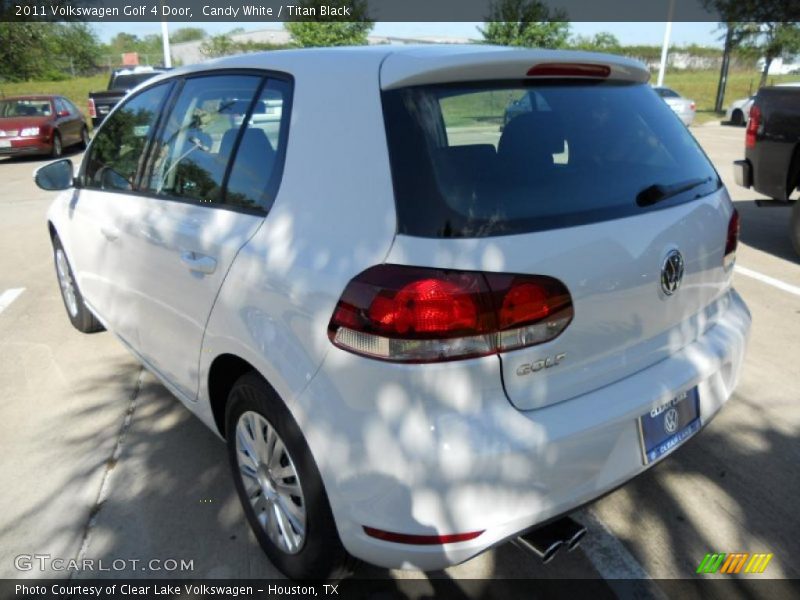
380,47 -> 650,90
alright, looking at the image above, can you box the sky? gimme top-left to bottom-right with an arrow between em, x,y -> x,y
95,21 -> 725,47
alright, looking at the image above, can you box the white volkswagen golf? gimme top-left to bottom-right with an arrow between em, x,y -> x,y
36,46 -> 751,579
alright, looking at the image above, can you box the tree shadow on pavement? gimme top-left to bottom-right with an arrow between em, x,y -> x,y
593,388 -> 799,592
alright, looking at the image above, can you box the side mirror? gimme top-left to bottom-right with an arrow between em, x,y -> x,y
34,159 -> 75,191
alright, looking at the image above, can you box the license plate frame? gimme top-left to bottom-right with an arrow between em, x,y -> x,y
638,388 -> 701,465
0,140 -> 11,148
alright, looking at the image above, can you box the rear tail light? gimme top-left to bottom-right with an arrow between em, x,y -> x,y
328,265 -> 573,363
689,102 -> 696,111
87,98 -> 96,118
746,105 -> 760,148
526,63 -> 611,78
724,208 -> 740,269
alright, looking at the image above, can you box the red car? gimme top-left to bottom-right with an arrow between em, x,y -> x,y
0,95 -> 90,158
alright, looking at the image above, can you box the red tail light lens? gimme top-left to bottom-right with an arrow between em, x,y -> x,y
87,98 -> 96,118
724,208 -> 740,269
369,279 -> 479,336
689,102 -> 696,111
527,63 -> 611,78
746,105 -> 760,148
328,265 -> 573,362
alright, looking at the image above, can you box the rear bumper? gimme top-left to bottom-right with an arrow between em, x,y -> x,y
734,159 -> 753,188
295,289 -> 750,570
0,136 -> 51,156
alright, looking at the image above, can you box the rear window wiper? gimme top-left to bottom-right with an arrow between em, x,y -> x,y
636,177 -> 713,207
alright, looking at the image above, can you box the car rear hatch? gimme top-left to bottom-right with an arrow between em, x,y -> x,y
379,48 -> 736,411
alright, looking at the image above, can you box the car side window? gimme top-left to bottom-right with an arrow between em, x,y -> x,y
143,74 -> 262,205
224,78 -> 290,211
54,98 -> 67,115
83,83 -> 171,192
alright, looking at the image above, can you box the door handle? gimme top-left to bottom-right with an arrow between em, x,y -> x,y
100,225 -> 120,241
180,251 -> 217,275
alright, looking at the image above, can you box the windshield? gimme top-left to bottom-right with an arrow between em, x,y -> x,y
382,81 -> 719,238
0,99 -> 52,118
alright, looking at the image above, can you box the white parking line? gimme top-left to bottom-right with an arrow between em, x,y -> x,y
735,266 -> 800,297
576,508 -> 651,579
0,288 -> 25,315
577,509 -> 669,598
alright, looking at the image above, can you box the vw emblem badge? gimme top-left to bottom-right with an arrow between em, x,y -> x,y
661,249 -> 685,296
664,408 -> 679,434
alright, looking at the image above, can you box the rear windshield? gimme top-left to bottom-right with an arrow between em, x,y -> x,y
654,87 -> 680,98
111,72 -> 162,90
382,81 -> 720,238
0,99 -> 52,117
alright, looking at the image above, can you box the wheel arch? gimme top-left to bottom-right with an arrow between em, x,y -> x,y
208,353 -> 264,438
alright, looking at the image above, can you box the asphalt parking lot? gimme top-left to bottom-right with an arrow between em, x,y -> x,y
0,124 -> 798,590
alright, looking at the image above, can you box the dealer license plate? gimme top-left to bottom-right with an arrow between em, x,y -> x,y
639,388 -> 701,464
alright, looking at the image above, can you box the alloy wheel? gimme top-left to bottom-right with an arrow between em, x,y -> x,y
55,248 -> 78,318
235,410 -> 307,554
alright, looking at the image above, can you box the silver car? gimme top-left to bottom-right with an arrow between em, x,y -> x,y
725,96 -> 755,126
653,86 -> 696,126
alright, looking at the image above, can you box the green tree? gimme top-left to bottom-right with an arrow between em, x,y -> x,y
200,34 -> 237,58
739,23 -> 800,87
106,32 -> 140,54
170,27 -> 208,44
101,32 -> 165,65
0,22 -> 100,81
571,32 -> 620,53
0,23 -> 49,81
479,0 -> 570,48
51,23 -> 101,74
284,0 -> 373,47
704,0 -> 800,87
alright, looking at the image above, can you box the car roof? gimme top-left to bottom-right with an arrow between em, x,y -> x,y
145,45 -> 650,91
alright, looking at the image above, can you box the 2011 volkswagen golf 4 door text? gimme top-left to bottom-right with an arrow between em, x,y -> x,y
37,46 -> 751,579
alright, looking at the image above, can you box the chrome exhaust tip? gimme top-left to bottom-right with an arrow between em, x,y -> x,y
514,536 -> 564,564
566,525 -> 587,551
514,516 -> 587,563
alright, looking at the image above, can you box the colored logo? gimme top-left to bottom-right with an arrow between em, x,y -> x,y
697,552 -> 773,574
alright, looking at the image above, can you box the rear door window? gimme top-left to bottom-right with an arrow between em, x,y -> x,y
382,81 -> 720,238
143,74 -> 263,205
223,78 -> 290,211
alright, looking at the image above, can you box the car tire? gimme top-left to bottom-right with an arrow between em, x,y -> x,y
225,372 -> 354,580
52,235 -> 104,333
51,132 -> 62,158
80,126 -> 90,150
791,201 -> 800,258
731,110 -> 744,126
